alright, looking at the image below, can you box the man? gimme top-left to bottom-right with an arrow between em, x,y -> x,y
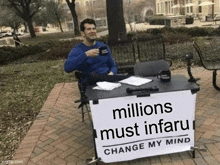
12,33 -> 21,47
64,18 -> 117,85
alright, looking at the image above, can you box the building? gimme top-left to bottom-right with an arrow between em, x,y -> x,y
62,0 -> 156,31
156,0 -> 220,21
124,0 -> 156,22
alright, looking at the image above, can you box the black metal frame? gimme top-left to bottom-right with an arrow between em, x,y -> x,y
107,35 -> 172,75
137,35 -> 165,60
107,39 -> 135,74
137,34 -> 172,67
193,41 -> 220,91
74,71 -> 92,122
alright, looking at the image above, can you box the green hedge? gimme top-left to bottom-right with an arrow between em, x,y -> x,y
0,45 -> 46,65
1,26 -> 220,65
186,17 -> 194,24
0,40 -> 81,65
145,26 -> 220,37
149,18 -> 165,25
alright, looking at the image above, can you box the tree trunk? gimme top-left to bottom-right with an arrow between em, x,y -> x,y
58,18 -> 64,32
71,9 -> 80,35
106,0 -> 126,41
24,22 -> 28,33
26,18 -> 36,38
66,0 -> 80,35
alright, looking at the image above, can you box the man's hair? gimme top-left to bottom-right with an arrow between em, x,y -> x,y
80,18 -> 96,32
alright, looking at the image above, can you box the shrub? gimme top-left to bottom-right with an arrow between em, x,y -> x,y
146,28 -> 163,35
163,32 -> 192,44
174,27 -> 191,34
0,45 -> 46,65
0,49 -> 12,64
0,40 -> 81,65
186,27 -> 214,37
140,26 -> 218,37
186,17 -> 194,24
213,26 -> 220,36
37,40 -> 80,61
149,18 -> 165,25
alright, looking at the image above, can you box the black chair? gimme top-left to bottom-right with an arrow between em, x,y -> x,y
193,41 -> 220,91
134,60 -> 170,77
136,35 -> 172,67
107,39 -> 136,74
74,71 -> 130,122
74,71 -> 91,122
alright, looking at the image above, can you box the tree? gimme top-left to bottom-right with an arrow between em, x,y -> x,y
65,0 -> 80,35
44,1 -> 67,32
0,6 -> 23,32
33,7 -> 47,27
106,0 -> 126,41
123,0 -> 134,31
6,0 -> 42,38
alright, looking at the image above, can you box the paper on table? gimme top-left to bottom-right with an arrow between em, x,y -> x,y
119,76 -> 152,86
93,81 -> 121,90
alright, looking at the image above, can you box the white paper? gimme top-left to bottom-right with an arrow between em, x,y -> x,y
93,81 -> 121,91
119,76 -> 152,86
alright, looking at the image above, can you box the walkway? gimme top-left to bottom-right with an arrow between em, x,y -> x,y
9,67 -> 220,165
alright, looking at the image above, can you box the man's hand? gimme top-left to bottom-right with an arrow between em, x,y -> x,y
85,49 -> 99,57
108,71 -> 114,75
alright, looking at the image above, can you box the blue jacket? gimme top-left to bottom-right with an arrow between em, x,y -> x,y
64,41 -> 117,83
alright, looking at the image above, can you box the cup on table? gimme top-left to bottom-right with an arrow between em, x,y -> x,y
157,70 -> 171,82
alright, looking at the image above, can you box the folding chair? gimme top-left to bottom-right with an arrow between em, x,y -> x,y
134,60 -> 170,77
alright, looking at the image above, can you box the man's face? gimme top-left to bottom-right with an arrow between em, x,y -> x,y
81,23 -> 97,42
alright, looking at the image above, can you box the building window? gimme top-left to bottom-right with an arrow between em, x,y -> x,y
198,0 -> 202,13
168,1 -> 170,14
171,1 -> 173,13
157,3 -> 160,13
161,2 -> 164,13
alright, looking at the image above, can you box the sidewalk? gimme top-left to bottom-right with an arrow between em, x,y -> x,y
9,67 -> 219,165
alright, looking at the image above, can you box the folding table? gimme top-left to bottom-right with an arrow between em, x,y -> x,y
85,75 -> 200,164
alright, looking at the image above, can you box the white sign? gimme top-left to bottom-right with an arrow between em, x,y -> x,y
90,90 -> 196,163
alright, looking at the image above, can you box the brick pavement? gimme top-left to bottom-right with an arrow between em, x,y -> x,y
8,67 -> 219,165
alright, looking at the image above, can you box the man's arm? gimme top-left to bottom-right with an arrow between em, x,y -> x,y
64,47 -> 100,73
64,48 -> 87,73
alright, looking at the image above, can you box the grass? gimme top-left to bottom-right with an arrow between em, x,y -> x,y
0,60 -> 75,161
